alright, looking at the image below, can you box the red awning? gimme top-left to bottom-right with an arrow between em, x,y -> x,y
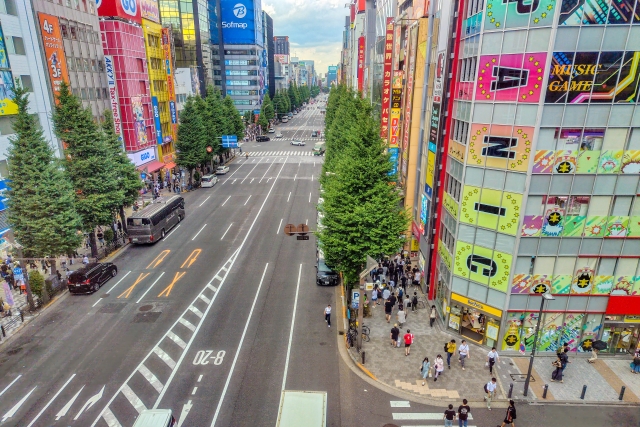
164,162 -> 177,170
137,160 -> 165,173
606,296 -> 640,315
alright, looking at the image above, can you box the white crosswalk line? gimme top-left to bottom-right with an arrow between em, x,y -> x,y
138,364 -> 164,393
101,408 -> 122,427
392,413 -> 475,420
189,305 -> 204,318
121,384 -> 147,414
153,346 -> 177,369
390,401 -> 410,407
199,294 -> 211,304
178,317 -> 196,332
167,331 -> 187,349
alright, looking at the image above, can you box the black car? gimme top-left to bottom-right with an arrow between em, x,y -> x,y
256,136 -> 270,142
68,262 -> 118,294
316,257 -> 339,286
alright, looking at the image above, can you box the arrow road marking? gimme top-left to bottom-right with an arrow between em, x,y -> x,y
177,400 -> 193,427
118,272 -> 151,299
2,386 -> 36,422
26,374 -> 75,427
158,271 -> 186,298
147,250 -> 170,269
56,385 -> 84,420
73,385 -> 105,420
181,249 -> 202,269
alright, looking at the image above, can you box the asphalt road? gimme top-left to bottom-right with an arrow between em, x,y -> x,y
0,97 -> 638,427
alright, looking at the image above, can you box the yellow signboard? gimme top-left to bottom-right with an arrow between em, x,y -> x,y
454,241 -> 512,292
451,292 -> 503,317
443,192 -> 459,220
426,150 -> 436,189
438,239 -> 453,270
411,238 -> 419,251
459,186 -> 522,236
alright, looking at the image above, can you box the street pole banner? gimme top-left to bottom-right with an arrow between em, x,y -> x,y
38,13 -> 69,102
104,55 -> 123,146
357,36 -> 365,92
380,18 -> 394,139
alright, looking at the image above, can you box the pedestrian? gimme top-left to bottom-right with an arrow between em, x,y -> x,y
385,298 -> 393,323
376,286 -> 383,302
459,340 -> 470,371
13,262 -> 24,295
412,292 -> 418,312
324,304 -> 331,327
421,357 -> 431,386
414,270 -> 421,287
397,305 -> 406,327
457,399 -> 471,427
631,352 -> 640,373
396,284 -> 402,299
500,400 -> 516,427
403,329 -> 414,356
484,377 -> 497,410
487,347 -> 499,374
443,404 -> 456,427
446,339 -> 457,369
390,323 -> 400,347
551,355 -> 563,382
83,255 -> 89,265
382,286 -> 391,301
560,347 -> 571,373
403,294 -> 411,312
434,355 -> 444,381
371,285 -> 378,307
588,348 -> 599,363
400,274 -> 407,291
430,305 -> 437,327
389,292 -> 397,308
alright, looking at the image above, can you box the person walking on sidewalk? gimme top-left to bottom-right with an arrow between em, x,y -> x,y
403,329 -> 414,356
551,354 -> 563,382
446,339 -> 457,369
324,304 -> 331,327
457,399 -> 471,427
430,305 -> 437,327
459,340 -> 470,371
382,287 -> 391,301
385,299 -> 393,323
371,285 -> 378,307
443,404 -> 456,427
390,324 -> 400,347
487,347 -> 499,374
421,357 -> 431,386
500,400 -> 516,427
483,378 -> 497,410
403,294 -> 411,312
397,305 -> 406,327
560,347 -> 571,373
434,355 -> 444,381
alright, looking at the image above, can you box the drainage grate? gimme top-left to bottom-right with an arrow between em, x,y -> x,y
133,312 -> 161,323
98,303 -> 127,314
510,374 -> 533,382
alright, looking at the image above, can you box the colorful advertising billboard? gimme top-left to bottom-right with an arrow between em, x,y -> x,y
274,54 -> 289,64
401,25 -> 418,178
0,24 -> 16,116
454,241 -> 512,292
97,0 -> 142,23
151,96 -> 163,145
484,0 -> 556,29
38,14 -> 69,101
476,53 -> 547,103
221,0 -> 262,45
357,36 -> 365,92
380,18 -> 394,139
131,96 -> 148,146
468,124 -> 534,172
162,28 -> 177,140
459,185 -> 523,236
546,51 -> 640,104
559,0 -> 639,25
140,0 -> 160,23
105,56 -> 123,145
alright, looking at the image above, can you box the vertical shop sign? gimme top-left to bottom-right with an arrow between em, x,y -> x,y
131,96 -> 148,146
38,13 -> 69,101
104,56 -> 123,146
162,27 -> 178,144
425,102 -> 440,199
357,36 -> 365,92
401,25 -> 418,178
0,24 -> 16,116
151,96 -> 163,145
380,18 -> 394,139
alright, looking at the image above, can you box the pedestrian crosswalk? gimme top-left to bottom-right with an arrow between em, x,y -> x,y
389,401 -> 476,427
245,151 -> 319,157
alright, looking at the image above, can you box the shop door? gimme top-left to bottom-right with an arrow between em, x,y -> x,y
601,325 -> 639,354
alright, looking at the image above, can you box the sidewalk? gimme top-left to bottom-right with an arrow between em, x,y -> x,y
345,290 -> 640,406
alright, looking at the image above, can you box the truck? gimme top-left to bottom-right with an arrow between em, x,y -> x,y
313,141 -> 326,156
276,390 -> 327,427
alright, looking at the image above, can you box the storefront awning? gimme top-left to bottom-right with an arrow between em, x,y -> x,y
164,162 -> 177,170
137,160 -> 166,173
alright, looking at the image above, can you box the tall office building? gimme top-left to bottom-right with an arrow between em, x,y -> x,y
273,36 -> 289,91
426,0 -> 640,354
274,35 -> 289,55
263,12 -> 275,99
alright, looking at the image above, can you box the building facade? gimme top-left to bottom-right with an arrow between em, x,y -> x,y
274,35 -> 289,55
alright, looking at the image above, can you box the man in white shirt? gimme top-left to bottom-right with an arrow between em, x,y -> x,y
487,347 -> 499,374
459,340 -> 470,370
324,304 -> 331,327
484,377 -> 497,409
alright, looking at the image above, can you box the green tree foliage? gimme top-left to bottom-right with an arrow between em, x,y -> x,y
257,111 -> 269,132
7,83 -> 83,259
203,86 -> 226,155
310,85 -> 320,97
28,270 -> 45,299
317,86 -> 409,286
262,93 -> 275,121
288,82 -> 301,109
280,89 -> 291,113
176,96 -> 206,183
101,111 -> 142,233
223,95 -> 245,140
53,82 -> 122,257
243,110 -> 253,127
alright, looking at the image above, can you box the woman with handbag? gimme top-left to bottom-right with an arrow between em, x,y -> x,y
434,355 -> 445,381
551,355 -> 563,383
420,357 -> 431,386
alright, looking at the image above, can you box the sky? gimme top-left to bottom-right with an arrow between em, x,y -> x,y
262,0 -> 345,74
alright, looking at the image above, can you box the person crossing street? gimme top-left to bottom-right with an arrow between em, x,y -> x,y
324,304 -> 331,327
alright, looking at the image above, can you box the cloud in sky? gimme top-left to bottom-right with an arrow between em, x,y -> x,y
262,0 -> 345,72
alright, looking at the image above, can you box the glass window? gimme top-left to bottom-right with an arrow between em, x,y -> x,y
601,239 -> 623,255
483,169 -> 505,190
452,277 -> 469,295
602,26 -> 629,51
518,238 -> 539,255
508,294 -> 528,310
612,196 -> 633,216
541,105 -> 564,127
475,228 -> 496,246
592,175 -> 617,195
586,105 -> 612,127
609,105 -> 634,127
623,239 -> 640,255
504,172 -> 526,193
492,104 -> 516,125
568,297 -> 588,311
602,128 -> 627,150
495,233 -> 515,253
533,257 -> 555,275
481,32 -> 502,55
515,104 -> 538,127
554,27 -> 579,51
550,175 -> 572,194
472,103 -> 492,123
572,175 -> 595,194
525,196 -> 543,216
501,30 -> 527,54
587,196 -> 612,216
19,75 -> 32,92
616,176 -> 638,195
562,105 -> 588,127
467,281 -> 487,303
0,0 -> 18,15
70,24 -> 78,40
486,289 -> 506,308
577,27 -> 604,51
559,239 -> 581,255
538,238 -> 559,255
529,175 -> 551,194
464,166 -> 483,185
629,26 -> 640,51
567,196 -> 589,215
615,258 -> 638,276
554,257 -> 576,275
526,28 -> 551,51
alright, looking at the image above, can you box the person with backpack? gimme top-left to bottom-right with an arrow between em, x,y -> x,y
403,329 -> 414,356
484,377 -> 497,409
446,339 -> 457,369
411,292 -> 418,312
500,400 -> 516,427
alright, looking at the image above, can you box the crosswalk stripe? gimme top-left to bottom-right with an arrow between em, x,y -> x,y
199,294 -> 211,304
121,384 -> 147,414
167,331 -> 187,349
390,401 -> 410,407
138,364 -> 164,393
178,317 -> 196,332
153,346 -> 177,369
392,413 -> 475,420
101,408 -> 122,427
189,305 -> 204,318
399,425 -> 477,427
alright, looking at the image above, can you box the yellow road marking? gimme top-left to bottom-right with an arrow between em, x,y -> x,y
180,249 -> 201,269
157,271 -> 186,297
146,250 -> 170,269
117,272 -> 151,299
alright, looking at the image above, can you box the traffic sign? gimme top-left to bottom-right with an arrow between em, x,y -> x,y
284,223 -> 297,236
297,224 -> 309,235
221,135 -> 238,148
351,291 -> 360,309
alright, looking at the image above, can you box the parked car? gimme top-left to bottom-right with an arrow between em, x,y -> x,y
316,249 -> 338,286
268,127 -> 275,133
201,174 -> 218,187
311,130 -> 319,137
275,132 -> 283,138
291,140 -> 306,146
256,135 -> 270,142
68,262 -> 118,294
216,166 -> 230,175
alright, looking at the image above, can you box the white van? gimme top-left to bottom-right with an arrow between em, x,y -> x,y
132,409 -> 176,427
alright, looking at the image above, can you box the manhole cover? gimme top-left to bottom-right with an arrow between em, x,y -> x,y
139,304 -> 154,312
98,303 -> 127,314
7,347 -> 22,356
101,293 -> 110,299
133,312 -> 161,323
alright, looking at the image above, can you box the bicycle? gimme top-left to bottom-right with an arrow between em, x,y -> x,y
348,325 -> 370,343
349,320 -> 370,337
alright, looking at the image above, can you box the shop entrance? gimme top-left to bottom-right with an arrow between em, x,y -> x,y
447,293 -> 502,348
601,316 -> 640,354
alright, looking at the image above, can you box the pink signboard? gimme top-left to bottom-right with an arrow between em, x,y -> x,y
476,53 -> 547,103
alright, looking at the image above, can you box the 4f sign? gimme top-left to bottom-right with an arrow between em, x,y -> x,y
233,3 -> 246,18
120,0 -> 137,16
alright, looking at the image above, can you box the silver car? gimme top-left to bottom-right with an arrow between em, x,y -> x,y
291,140 -> 306,146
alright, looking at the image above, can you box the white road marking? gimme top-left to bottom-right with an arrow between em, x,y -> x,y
197,375 -> 203,382
309,192 -> 311,203
244,195 -> 251,205
250,178 -> 254,183
199,196 -> 210,207
287,191 -> 291,202
177,400 -> 192,427
167,331 -> 187,349
222,196 -> 231,206
121,384 -> 147,414
0,375 -> 21,397
153,347 -> 177,369
199,294 -> 211,304
191,387 -> 198,395
192,224 -> 207,241
138,365 -> 164,393
277,218 -> 283,234
306,219 -> 308,225
163,224 -> 181,242
2,386 -> 36,422
101,408 -> 122,427
294,173 -> 297,181
259,161 -> 274,183
241,157 -> 264,183
95,270 -> 131,302
73,385 -> 105,420
311,174 -> 314,181
221,223 -> 233,240
189,305 -> 204,318
25,374 -> 75,427
232,179 -> 237,184
390,401 -> 410,407
280,264 -> 303,391
179,318 -> 196,332
206,284 -> 217,292
392,413 -> 475,420
55,386 -> 84,420
210,264 -> 270,427
135,272 -> 165,304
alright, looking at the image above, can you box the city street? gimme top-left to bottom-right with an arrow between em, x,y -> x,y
0,103 -> 638,427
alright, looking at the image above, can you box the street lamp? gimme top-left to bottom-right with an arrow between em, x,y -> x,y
523,292 -> 555,396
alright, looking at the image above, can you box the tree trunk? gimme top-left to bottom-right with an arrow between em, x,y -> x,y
50,259 -> 56,277
89,231 -> 98,259
15,247 -> 35,311
119,205 -> 128,235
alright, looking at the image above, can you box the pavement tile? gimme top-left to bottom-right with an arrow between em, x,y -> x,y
604,359 -> 640,402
